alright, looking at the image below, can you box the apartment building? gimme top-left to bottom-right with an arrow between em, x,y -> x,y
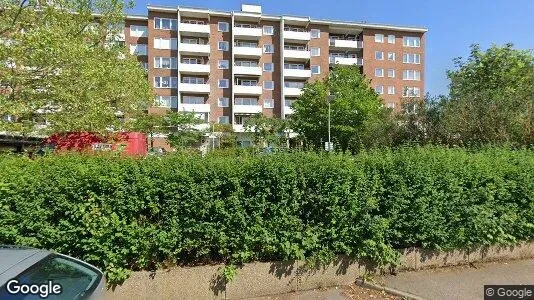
124,4 -> 426,148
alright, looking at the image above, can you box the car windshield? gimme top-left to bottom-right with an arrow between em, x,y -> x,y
0,254 -> 101,299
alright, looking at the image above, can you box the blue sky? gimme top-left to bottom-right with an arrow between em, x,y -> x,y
127,0 -> 534,96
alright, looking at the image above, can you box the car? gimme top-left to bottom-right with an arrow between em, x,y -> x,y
0,245 -> 105,299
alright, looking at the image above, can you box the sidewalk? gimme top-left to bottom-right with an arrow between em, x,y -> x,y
376,259 -> 534,300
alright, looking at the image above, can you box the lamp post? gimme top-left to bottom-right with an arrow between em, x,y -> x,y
326,93 -> 335,151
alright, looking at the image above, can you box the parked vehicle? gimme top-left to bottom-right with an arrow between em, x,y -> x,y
0,245 -> 105,299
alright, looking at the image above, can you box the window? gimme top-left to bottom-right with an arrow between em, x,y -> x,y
182,57 -> 204,64
141,62 -> 149,70
235,98 -> 259,105
375,85 -> 384,94
235,40 -> 258,48
218,22 -> 229,32
130,25 -> 147,37
154,18 -> 177,30
263,25 -> 274,35
182,37 -> 206,45
375,68 -> 384,77
403,70 -> 421,81
311,65 -> 320,75
263,44 -> 274,53
264,81 -> 274,90
386,102 -> 396,109
218,60 -> 229,69
375,51 -> 384,60
154,57 -> 178,69
129,44 -> 147,55
218,79 -> 229,88
310,29 -> 320,39
218,41 -> 229,51
154,38 -> 177,50
182,96 -> 205,104
284,81 -> 305,89
285,99 -> 297,107
388,34 -> 395,44
236,60 -> 259,67
218,116 -> 230,124
284,63 -> 304,70
218,97 -> 229,107
236,78 -> 257,86
403,87 -> 421,97
387,86 -> 395,95
263,63 -> 274,72
388,52 -> 396,61
387,69 -> 395,78
375,34 -> 384,43
182,77 -> 205,84
264,99 -> 274,108
403,36 -> 421,47
154,77 -> 178,88
403,53 -> 421,64
155,96 -> 178,108
194,112 -> 209,123
310,47 -> 320,56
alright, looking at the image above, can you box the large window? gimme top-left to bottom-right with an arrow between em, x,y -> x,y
236,40 -> 258,48
235,60 -> 259,67
154,77 -> 178,88
130,25 -> 147,37
403,70 -> 421,81
182,96 -> 205,104
154,57 -> 177,69
375,34 -> 384,43
182,77 -> 205,84
403,53 -> 421,64
284,81 -> 305,89
403,87 -> 421,97
285,99 -> 297,107
154,17 -> 177,30
403,36 -> 421,47
154,96 -> 178,108
235,115 -> 252,125
284,63 -> 304,70
154,38 -> 177,50
235,98 -> 259,105
235,78 -> 257,86
129,44 -> 147,55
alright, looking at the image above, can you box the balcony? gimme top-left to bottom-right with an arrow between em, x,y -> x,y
234,85 -> 263,95
284,30 -> 311,41
179,23 -> 210,35
329,39 -> 363,50
233,104 -> 263,114
329,57 -> 363,66
234,46 -> 262,58
179,63 -> 210,74
233,124 -> 245,133
179,83 -> 210,93
180,103 -> 211,113
233,26 -> 262,38
284,87 -> 303,97
179,43 -> 210,55
234,65 -> 262,76
284,49 -> 311,60
284,106 -> 294,115
284,68 -> 311,78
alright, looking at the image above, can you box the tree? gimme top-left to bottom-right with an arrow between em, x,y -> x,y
131,112 -> 167,150
0,0 -> 152,137
244,114 -> 290,149
443,43 -> 534,146
291,65 -> 389,152
165,111 -> 204,149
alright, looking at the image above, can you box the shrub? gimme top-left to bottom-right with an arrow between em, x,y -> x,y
0,147 -> 533,284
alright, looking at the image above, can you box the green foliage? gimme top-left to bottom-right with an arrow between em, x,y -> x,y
0,147 -> 533,285
291,65 -> 390,152
222,264 -> 238,283
0,0 -> 152,135
244,114 -> 290,148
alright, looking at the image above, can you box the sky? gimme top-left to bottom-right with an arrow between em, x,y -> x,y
126,0 -> 534,96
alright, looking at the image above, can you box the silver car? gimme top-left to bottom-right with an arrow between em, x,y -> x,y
0,245 -> 105,299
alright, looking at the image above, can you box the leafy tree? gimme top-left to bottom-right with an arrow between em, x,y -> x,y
443,43 -> 534,146
244,114 -> 290,149
0,0 -> 152,137
291,65 -> 388,152
165,111 -> 204,149
214,123 -> 237,149
131,112 -> 167,150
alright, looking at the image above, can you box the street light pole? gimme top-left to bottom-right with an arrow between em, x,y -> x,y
326,93 -> 335,152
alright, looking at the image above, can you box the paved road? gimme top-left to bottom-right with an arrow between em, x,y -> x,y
377,259 -> 534,300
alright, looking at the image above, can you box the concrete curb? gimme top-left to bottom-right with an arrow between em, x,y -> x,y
355,278 -> 424,300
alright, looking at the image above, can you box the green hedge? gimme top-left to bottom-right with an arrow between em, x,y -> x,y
1,147 -> 533,283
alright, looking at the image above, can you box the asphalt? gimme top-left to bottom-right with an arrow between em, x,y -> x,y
376,259 -> 534,300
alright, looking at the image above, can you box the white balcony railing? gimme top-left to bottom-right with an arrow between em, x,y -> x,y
329,57 -> 364,66
179,63 -> 210,74
233,124 -> 245,132
179,23 -> 210,35
234,46 -> 262,57
233,27 -> 262,38
329,39 -> 363,49
180,103 -> 211,113
233,65 -> 262,76
234,85 -> 263,95
284,68 -> 311,78
284,49 -> 311,60
179,43 -> 210,54
284,30 -> 311,41
179,83 -> 210,93
284,87 -> 303,97
233,104 -> 263,114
